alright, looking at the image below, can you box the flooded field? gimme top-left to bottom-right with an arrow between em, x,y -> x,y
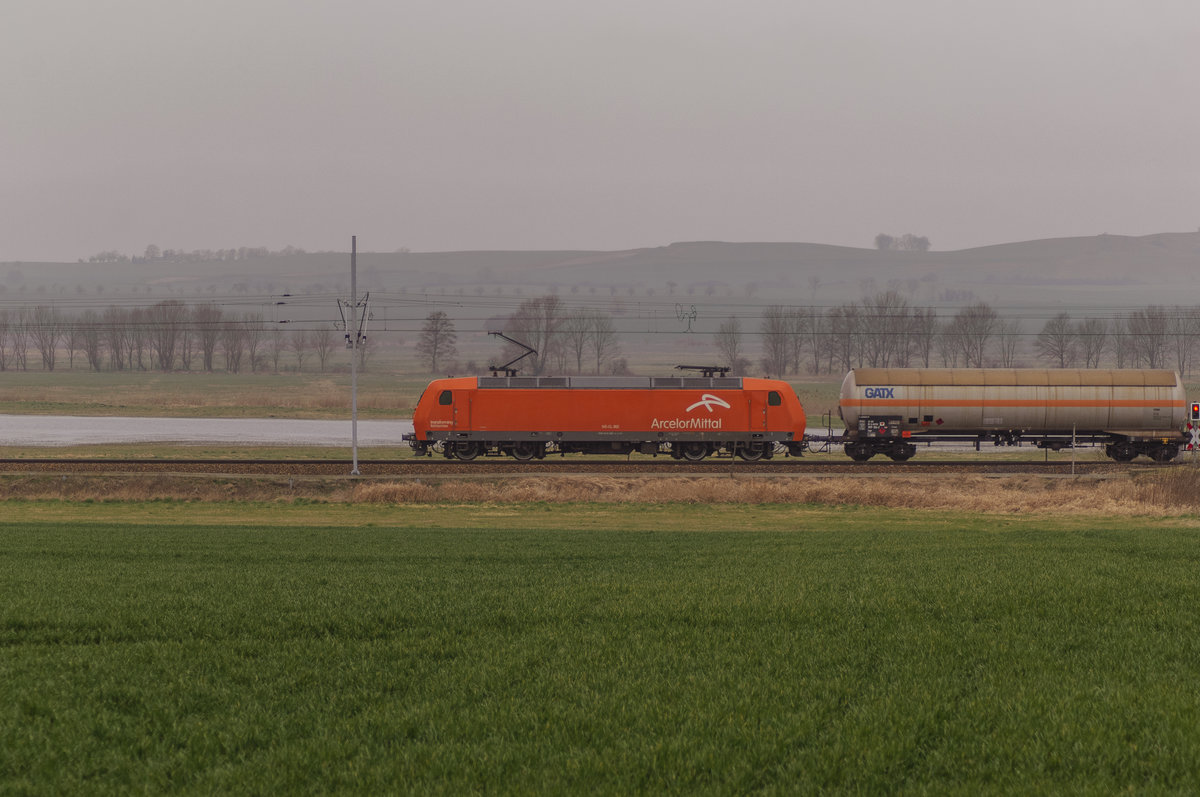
0,415 -> 415,447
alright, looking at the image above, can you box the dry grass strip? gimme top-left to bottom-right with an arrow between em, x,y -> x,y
5,470 -> 1200,516
348,473 -> 1200,516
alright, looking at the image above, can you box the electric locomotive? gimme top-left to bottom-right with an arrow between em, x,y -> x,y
405,372 -> 807,461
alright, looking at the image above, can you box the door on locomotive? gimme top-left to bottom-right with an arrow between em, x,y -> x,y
736,388 -> 777,461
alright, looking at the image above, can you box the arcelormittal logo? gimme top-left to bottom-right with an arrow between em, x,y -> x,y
686,394 -> 732,413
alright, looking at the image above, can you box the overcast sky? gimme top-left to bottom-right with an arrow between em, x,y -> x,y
4,0 -> 1198,261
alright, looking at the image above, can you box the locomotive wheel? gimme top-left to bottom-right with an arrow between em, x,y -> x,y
677,442 -> 708,462
1107,442 -> 1137,462
509,442 -> 540,462
736,443 -> 767,462
846,442 -> 874,462
450,441 -> 481,461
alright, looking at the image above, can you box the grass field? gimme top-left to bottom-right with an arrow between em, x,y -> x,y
4,502 -> 1200,793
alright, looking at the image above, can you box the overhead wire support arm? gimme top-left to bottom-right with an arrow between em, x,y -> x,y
487,331 -> 537,377
338,291 -> 371,348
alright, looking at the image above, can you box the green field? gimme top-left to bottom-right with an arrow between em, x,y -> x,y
4,502 -> 1200,793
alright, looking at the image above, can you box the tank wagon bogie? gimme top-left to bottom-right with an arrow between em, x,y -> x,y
839,368 -> 1188,462
406,374 -> 807,462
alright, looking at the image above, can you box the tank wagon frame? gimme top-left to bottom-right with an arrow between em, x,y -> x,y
839,368 -> 1188,462
405,374 -> 807,462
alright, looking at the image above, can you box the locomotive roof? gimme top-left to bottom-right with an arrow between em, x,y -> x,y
851,368 -> 1179,387
477,376 -> 744,389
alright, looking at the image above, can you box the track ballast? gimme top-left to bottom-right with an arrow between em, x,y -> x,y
0,457 -> 1149,476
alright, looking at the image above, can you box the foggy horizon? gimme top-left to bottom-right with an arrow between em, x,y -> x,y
4,1 -> 1198,263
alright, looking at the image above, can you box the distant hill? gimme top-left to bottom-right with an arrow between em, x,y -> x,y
4,232 -> 1198,309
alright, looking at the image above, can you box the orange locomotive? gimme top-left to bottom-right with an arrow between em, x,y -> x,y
406,374 -> 807,461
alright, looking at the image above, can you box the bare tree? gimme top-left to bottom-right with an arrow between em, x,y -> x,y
714,316 -> 743,373
827,303 -> 863,372
193,303 -> 223,372
807,311 -> 827,374
312,326 -> 337,372
146,299 -> 187,371
10,310 -> 29,371
268,326 -> 285,372
1035,312 -> 1077,367
1076,317 -> 1107,368
64,320 -> 83,369
935,324 -> 961,367
128,307 -> 149,370
1110,319 -> 1133,368
503,295 -> 564,375
416,310 -> 458,374
1126,306 -> 1168,368
909,308 -> 938,367
0,311 -> 9,371
102,306 -> 128,371
178,319 -> 195,371
1167,306 -> 1200,377
290,329 -> 309,371
946,302 -> 998,367
996,318 -> 1022,367
77,309 -> 105,371
787,309 -> 809,374
760,306 -> 791,376
561,312 -> 592,374
221,321 -> 247,373
243,313 -> 265,372
860,291 -> 910,367
30,305 -> 62,371
589,313 -> 619,374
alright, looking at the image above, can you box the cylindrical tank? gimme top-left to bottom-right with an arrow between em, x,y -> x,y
840,368 -> 1186,436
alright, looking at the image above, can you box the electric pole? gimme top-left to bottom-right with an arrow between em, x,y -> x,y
340,236 -> 370,475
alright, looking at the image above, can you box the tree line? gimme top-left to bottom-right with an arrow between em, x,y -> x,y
0,301 -> 358,373
718,293 -> 1200,378
10,294 -> 1199,379
84,244 -> 310,264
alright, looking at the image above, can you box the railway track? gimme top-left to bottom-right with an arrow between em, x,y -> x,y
0,457 -> 1144,476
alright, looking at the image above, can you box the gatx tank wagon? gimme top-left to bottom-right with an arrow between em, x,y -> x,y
839,368 -> 1189,462
406,374 -> 807,461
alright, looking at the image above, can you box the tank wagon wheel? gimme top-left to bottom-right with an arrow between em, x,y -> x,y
509,442 -> 541,462
845,442 -> 874,462
449,441 -> 481,462
1107,442 -> 1138,463
1151,444 -> 1179,463
736,442 -> 768,462
677,442 -> 708,462
887,443 -> 917,462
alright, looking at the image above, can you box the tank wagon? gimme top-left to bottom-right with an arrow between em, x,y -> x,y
406,374 -> 807,461
839,368 -> 1188,462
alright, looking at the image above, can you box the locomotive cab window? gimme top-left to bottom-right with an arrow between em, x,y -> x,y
438,390 -> 453,406
768,391 -> 782,406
